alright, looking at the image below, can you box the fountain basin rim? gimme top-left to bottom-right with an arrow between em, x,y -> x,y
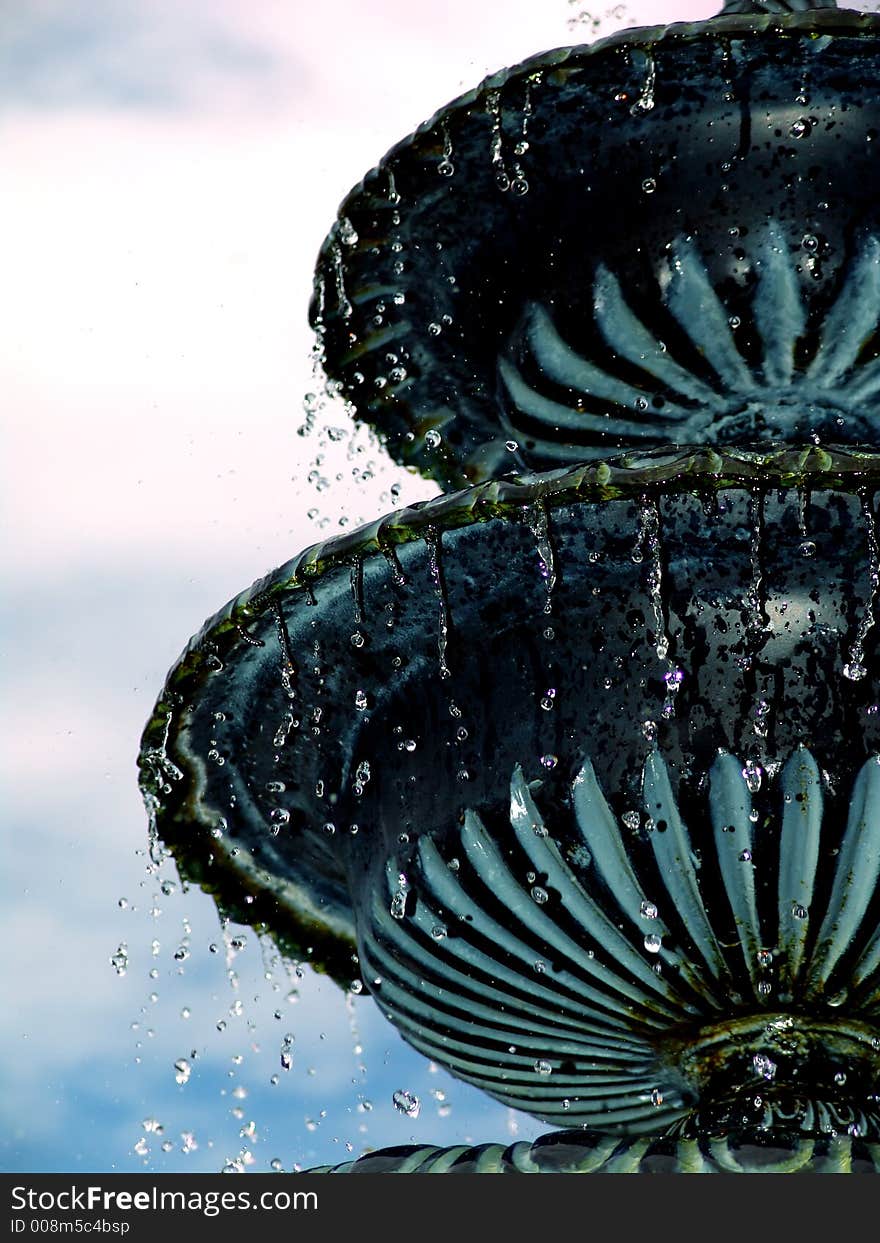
139,442 -> 880,984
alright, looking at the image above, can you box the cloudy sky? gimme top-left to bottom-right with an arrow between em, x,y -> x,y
3,0 -> 738,1174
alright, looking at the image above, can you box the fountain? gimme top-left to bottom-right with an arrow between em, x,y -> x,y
139,0 -> 880,1173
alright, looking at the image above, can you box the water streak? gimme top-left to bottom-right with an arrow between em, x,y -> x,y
636,498 -> 679,718
487,88 -> 510,192
529,500 -> 557,616
425,526 -> 452,679
844,491 -> 880,682
630,47 -> 656,116
349,558 -> 365,626
272,599 -> 297,701
331,242 -> 353,320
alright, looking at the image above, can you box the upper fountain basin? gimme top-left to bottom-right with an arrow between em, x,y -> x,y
312,7 -> 880,487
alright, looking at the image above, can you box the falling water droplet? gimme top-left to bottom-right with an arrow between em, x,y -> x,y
338,216 -> 358,247
753,1053 -> 777,1081
392,1089 -> 420,1117
390,873 -> 409,920
742,759 -> 763,793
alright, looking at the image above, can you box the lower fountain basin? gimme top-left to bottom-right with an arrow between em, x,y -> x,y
140,443 -> 880,1134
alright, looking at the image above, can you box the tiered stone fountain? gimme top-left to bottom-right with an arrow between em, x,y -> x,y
140,0 -> 880,1172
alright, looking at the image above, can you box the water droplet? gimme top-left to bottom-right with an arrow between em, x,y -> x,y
650,1088 -> 664,1108
174,1058 -> 191,1085
844,662 -> 868,681
530,885 -> 549,905
424,429 -> 442,449
540,754 -> 558,770
643,933 -> 662,954
789,117 -> 812,138
533,1059 -> 553,1076
791,902 -> 808,920
431,925 -> 447,941
756,948 -> 773,968
742,759 -> 763,793
392,1089 -> 420,1118
753,1053 -> 777,1080
739,849 -> 752,863
338,216 -> 358,247
110,943 -> 129,976
641,177 -> 657,194
390,874 -> 409,920
640,900 -> 658,920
